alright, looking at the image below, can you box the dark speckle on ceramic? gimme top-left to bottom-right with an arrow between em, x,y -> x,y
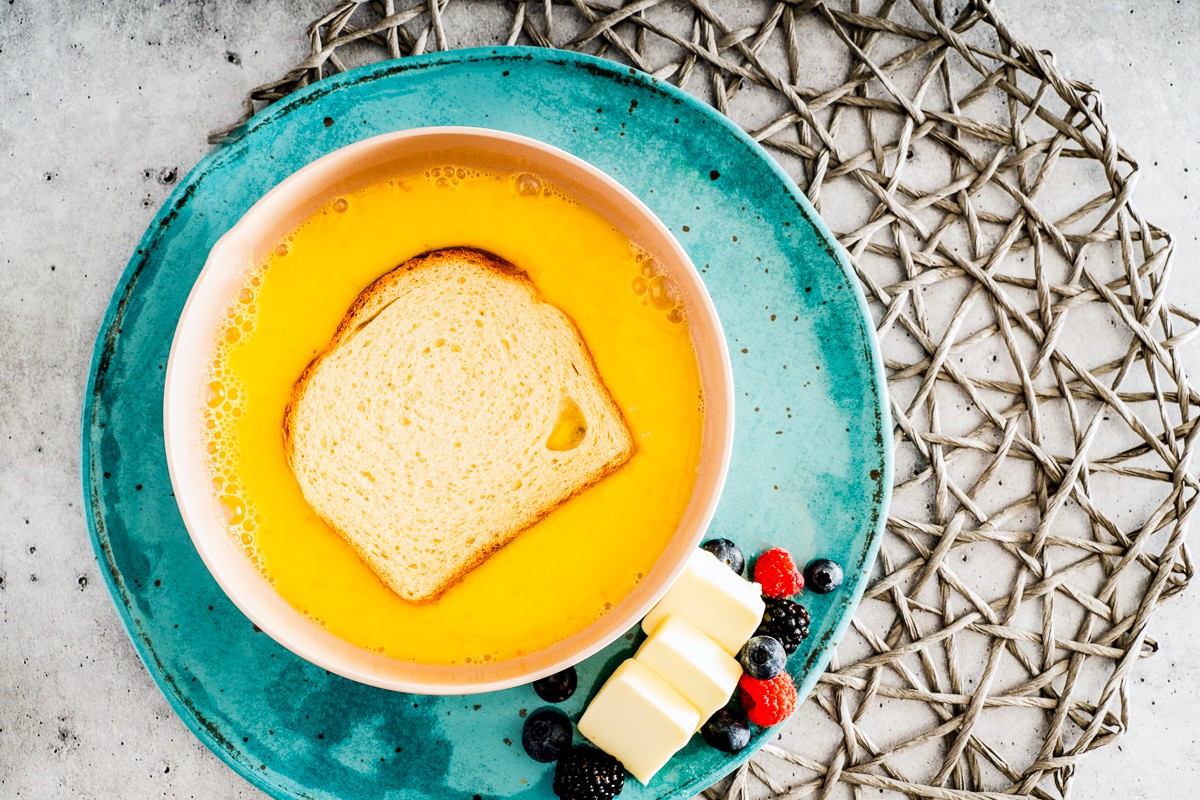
82,48 -> 889,800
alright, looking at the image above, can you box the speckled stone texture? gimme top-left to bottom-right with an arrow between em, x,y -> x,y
1,1 -> 1198,798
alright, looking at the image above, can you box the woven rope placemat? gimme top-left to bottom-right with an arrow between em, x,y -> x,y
216,2 -> 1199,797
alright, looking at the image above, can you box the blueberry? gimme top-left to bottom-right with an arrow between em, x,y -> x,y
522,708 -> 573,762
803,558 -> 844,594
533,666 -> 578,703
701,707 -> 751,753
701,538 -> 745,575
739,635 -> 786,680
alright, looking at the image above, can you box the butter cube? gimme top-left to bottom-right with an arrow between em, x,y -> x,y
578,659 -> 700,785
635,615 -> 742,728
643,549 -> 766,654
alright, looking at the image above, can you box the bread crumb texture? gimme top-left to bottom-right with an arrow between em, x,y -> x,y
285,248 -> 635,602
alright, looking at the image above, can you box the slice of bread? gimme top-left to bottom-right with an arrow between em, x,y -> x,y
283,248 -> 635,603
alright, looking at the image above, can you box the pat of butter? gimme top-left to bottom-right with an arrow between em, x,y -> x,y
635,615 -> 742,728
578,659 -> 700,785
643,549 -> 766,654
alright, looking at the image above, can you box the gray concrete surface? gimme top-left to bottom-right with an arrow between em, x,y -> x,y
1,1 -> 1197,797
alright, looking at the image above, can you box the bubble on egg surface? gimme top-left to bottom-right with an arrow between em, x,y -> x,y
514,173 -> 542,197
206,381 -> 226,408
647,275 -> 679,310
626,247 -> 689,324
219,493 -> 246,526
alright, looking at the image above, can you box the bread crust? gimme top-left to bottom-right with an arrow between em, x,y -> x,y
281,247 -> 634,603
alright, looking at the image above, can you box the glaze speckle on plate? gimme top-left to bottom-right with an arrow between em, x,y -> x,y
83,47 -> 890,800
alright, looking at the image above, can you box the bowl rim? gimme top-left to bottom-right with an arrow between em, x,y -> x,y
162,125 -> 735,694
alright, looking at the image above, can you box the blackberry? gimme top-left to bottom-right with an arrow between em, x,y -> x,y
755,597 -> 810,654
553,746 -> 625,800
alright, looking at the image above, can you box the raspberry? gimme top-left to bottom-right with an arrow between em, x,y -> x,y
754,547 -> 803,598
738,672 -> 796,726
756,597 -> 810,654
553,746 -> 625,800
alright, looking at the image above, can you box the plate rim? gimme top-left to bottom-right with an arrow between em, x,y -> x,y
81,45 -> 893,800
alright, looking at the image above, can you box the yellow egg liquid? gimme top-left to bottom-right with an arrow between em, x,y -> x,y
203,164 -> 703,665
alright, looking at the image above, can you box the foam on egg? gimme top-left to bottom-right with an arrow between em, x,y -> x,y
201,268 -> 266,575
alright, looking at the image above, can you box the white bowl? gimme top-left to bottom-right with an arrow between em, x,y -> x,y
164,127 -> 734,694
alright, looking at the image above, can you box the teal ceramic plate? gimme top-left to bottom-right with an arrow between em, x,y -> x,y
83,48 -> 890,800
